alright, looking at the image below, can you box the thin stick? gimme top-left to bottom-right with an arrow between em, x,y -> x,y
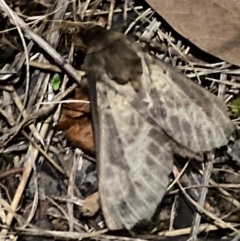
190,156 -> 213,240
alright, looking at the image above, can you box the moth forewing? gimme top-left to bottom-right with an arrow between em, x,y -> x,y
131,50 -> 235,155
96,74 -> 173,230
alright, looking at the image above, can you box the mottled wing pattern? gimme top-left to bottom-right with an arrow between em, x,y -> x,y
94,73 -> 173,230
131,50 -> 235,155
82,26 -> 235,231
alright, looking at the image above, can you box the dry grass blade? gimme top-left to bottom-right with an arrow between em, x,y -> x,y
0,0 -> 240,240
173,167 -> 240,234
190,157 -> 213,240
0,1 -> 81,84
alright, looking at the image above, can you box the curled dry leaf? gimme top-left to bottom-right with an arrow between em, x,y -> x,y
145,0 -> 240,66
81,26 -> 234,230
56,88 -> 94,154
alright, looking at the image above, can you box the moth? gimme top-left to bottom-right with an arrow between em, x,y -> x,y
80,25 -> 235,230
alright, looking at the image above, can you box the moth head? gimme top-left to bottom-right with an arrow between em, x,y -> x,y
81,25 -> 105,46
81,26 -> 143,93
81,25 -> 122,54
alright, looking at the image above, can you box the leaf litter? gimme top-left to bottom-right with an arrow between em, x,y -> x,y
0,0 -> 240,240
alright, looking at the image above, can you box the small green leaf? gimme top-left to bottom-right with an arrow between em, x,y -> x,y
229,97 -> 240,117
50,73 -> 62,91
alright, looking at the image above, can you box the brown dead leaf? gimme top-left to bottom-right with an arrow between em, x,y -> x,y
56,88 -> 94,154
145,0 -> 240,66
61,87 -> 90,118
82,192 -> 100,217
